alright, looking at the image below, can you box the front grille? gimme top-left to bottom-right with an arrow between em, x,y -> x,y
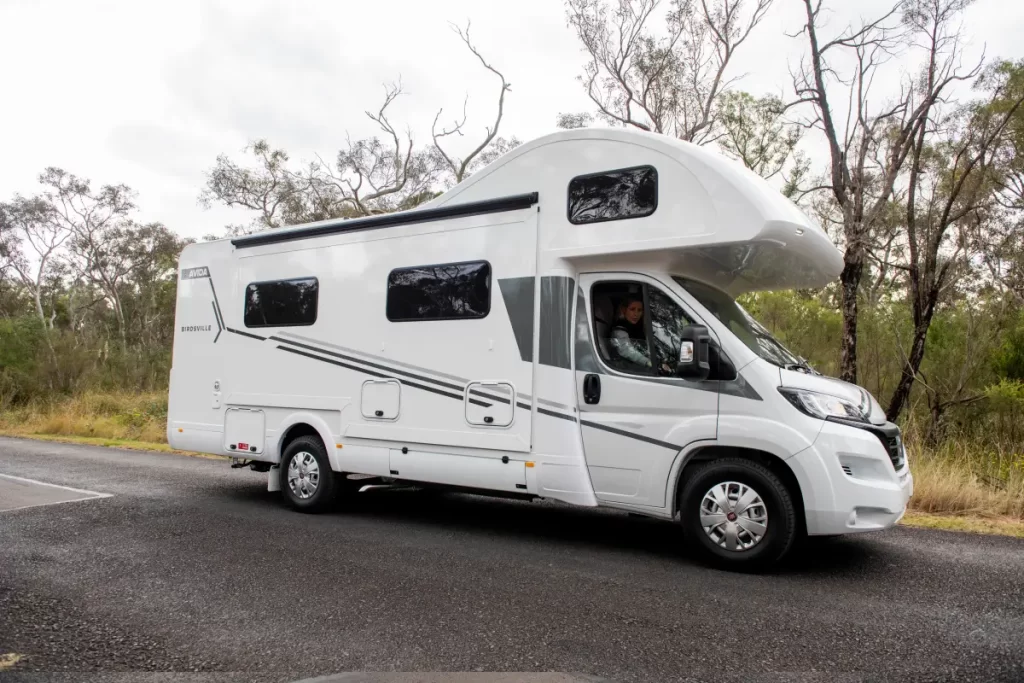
881,434 -> 906,471
827,416 -> 907,472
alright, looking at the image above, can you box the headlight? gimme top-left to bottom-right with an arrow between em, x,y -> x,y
778,388 -> 869,422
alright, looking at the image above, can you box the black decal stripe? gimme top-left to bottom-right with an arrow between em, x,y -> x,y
535,405 -> 680,450
210,301 -> 223,344
226,327 -> 266,341
538,406 -> 573,420
268,336 -> 491,406
580,419 -> 680,450
277,345 -> 489,406
210,301 -> 222,332
232,192 -> 539,249
468,388 -> 513,405
208,278 -> 225,330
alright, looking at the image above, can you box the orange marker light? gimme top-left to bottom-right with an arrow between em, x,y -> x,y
336,444 -> 344,449
178,428 -> 183,432
525,461 -> 535,468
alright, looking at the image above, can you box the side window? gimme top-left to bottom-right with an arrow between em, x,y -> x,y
386,260 -> 491,322
591,282 -> 693,377
568,165 -> 657,225
591,282 -> 653,375
244,277 -> 318,328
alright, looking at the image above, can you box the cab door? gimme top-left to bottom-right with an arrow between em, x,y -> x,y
575,273 -> 720,508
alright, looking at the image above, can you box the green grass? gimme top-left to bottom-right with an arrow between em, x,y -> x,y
0,431 -> 217,459
901,511 -> 1024,538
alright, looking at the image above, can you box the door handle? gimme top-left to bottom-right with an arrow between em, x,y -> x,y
583,374 -> 601,404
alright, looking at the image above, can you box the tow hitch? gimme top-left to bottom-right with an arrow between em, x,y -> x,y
230,458 -> 271,473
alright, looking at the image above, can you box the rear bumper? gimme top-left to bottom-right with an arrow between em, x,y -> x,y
793,420 -> 913,536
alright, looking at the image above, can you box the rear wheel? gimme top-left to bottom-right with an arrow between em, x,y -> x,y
280,436 -> 336,513
679,457 -> 797,571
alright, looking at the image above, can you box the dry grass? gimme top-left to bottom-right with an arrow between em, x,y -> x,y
0,391 -> 169,444
1,392 -> 1022,531
0,653 -> 24,672
906,437 -> 1024,520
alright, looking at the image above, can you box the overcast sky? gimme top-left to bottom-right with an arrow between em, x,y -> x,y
1,0 -> 1022,239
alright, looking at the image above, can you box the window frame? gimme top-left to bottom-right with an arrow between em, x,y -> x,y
589,280 -> 658,378
566,164 -> 659,226
243,275 -> 320,329
385,259 -> 493,323
588,278 -> 712,381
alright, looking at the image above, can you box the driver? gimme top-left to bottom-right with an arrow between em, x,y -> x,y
609,297 -> 654,370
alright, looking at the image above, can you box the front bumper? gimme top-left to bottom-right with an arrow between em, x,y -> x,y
792,419 -> 913,536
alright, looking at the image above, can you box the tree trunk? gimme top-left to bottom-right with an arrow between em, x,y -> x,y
925,399 -> 945,448
838,253 -> 863,383
886,322 -> 929,423
33,286 -> 46,327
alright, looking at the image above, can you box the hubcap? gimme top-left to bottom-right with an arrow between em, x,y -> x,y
699,481 -> 768,552
288,451 -> 320,500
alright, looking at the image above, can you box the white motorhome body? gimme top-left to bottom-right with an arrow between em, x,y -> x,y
169,128 -> 912,568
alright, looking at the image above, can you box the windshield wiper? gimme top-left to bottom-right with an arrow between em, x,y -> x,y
784,359 -> 817,374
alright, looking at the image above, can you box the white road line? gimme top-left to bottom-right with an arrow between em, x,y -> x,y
0,498 -> 112,513
0,472 -> 113,498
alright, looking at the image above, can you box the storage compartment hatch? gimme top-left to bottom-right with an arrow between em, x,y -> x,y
224,408 -> 265,454
465,382 -> 515,427
361,379 -> 401,420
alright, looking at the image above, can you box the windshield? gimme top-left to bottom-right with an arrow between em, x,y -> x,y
673,277 -> 805,370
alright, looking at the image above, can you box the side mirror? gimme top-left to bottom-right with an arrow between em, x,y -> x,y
677,324 -> 711,380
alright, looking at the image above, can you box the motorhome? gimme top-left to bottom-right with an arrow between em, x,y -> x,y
168,128 -> 913,569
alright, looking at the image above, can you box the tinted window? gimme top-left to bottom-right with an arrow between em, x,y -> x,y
387,261 -> 491,322
647,287 -> 694,369
568,165 -> 657,225
244,277 -> 318,328
591,282 -> 693,376
591,282 -> 653,374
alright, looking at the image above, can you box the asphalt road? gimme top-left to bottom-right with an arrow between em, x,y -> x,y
1,436 -> 1022,683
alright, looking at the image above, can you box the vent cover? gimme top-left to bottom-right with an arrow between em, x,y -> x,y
841,465 -> 853,477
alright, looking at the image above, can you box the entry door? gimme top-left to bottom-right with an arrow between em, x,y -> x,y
576,273 -> 720,508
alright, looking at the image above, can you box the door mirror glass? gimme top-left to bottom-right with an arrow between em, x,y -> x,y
679,340 -> 694,365
676,324 -> 711,380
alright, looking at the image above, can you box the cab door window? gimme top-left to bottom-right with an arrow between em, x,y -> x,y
591,282 -> 693,376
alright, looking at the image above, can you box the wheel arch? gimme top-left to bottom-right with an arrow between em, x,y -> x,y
274,413 -> 338,471
668,443 -> 806,534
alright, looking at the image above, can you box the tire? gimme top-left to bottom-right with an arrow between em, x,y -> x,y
679,457 -> 797,571
279,435 -> 336,513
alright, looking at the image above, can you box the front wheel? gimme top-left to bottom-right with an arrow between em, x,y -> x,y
679,457 -> 797,571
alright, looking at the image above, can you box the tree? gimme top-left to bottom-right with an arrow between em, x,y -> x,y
886,59 -> 1024,421
0,191 -> 72,327
200,84 -> 440,234
717,91 -> 801,180
790,0 -> 982,383
432,22 -> 519,185
982,61 -> 1024,303
202,28 -> 516,234
0,210 -> 25,319
29,169 -> 140,341
564,0 -> 773,142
